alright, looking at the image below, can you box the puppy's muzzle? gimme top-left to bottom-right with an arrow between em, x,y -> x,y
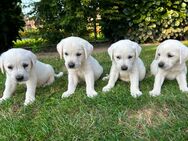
68,62 -> 75,69
158,62 -> 165,68
121,65 -> 128,71
16,75 -> 24,82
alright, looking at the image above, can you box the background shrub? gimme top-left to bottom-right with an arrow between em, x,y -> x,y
23,0 -> 188,45
100,0 -> 188,43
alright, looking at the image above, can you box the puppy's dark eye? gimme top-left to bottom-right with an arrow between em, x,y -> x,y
158,53 -> 160,56
23,63 -> 28,68
65,52 -> 68,56
128,55 -> 133,59
8,66 -> 13,70
76,53 -> 81,56
116,56 -> 121,59
167,54 -> 173,58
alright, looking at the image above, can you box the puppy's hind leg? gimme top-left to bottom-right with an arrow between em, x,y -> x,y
0,78 -> 17,103
43,75 -> 55,87
43,69 -> 63,87
176,72 -> 188,92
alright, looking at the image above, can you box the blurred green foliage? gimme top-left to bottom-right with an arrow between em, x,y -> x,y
32,0 -> 88,43
30,0 -> 188,43
100,0 -> 188,42
13,38 -> 46,52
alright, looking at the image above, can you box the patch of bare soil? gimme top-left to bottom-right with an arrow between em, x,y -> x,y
127,105 -> 169,127
117,105 -> 170,129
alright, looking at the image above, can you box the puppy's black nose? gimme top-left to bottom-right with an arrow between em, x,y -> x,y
68,62 -> 75,68
158,62 -> 165,68
121,65 -> 128,71
16,75 -> 24,81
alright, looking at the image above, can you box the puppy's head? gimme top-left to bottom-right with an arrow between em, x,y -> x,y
108,39 -> 141,71
155,39 -> 188,70
57,36 -> 93,69
0,48 -> 37,82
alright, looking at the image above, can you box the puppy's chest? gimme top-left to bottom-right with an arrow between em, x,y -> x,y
165,70 -> 181,80
119,71 -> 130,82
165,67 -> 186,80
76,71 -> 85,81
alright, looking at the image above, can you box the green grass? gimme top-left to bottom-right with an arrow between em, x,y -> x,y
0,46 -> 188,141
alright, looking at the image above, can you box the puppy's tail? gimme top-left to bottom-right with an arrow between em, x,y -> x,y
54,72 -> 63,78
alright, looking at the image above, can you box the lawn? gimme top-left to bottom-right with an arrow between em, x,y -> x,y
0,45 -> 188,140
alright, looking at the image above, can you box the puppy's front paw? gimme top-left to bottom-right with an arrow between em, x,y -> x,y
102,85 -> 112,92
87,90 -> 98,98
131,90 -> 142,98
24,98 -> 35,106
180,87 -> 188,93
62,91 -> 73,98
149,90 -> 161,97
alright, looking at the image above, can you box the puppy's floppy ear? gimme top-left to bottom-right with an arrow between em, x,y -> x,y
133,42 -> 142,58
154,43 -> 163,60
56,40 -> 64,59
28,51 -> 37,68
0,56 -> 4,74
108,44 -> 115,60
82,40 -> 93,59
179,44 -> 188,64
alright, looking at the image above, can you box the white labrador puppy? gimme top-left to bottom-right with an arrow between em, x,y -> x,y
150,39 -> 188,96
57,36 -> 103,98
102,39 -> 146,97
0,48 -> 63,105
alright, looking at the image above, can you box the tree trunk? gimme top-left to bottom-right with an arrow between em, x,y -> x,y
93,15 -> 97,43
